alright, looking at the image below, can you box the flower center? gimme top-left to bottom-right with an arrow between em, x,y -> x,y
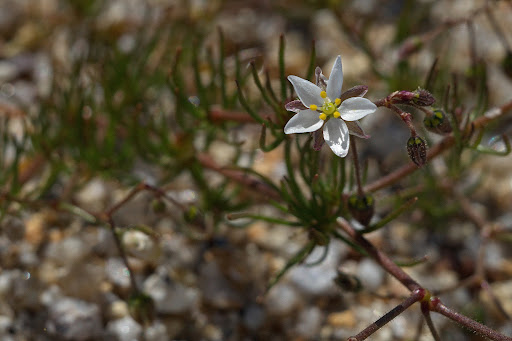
310,91 -> 342,120
322,102 -> 336,115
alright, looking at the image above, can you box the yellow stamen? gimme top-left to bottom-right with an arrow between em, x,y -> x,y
320,91 -> 327,99
309,104 -> 318,111
334,98 -> 341,106
333,111 -> 341,118
319,113 -> 327,120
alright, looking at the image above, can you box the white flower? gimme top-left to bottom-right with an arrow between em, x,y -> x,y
284,55 -> 377,157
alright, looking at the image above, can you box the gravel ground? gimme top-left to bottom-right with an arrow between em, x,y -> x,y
1,0 -> 512,340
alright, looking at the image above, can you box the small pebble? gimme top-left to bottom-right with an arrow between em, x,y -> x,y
327,310 -> 357,328
143,271 -> 199,314
265,283 -> 301,316
357,258 -> 385,292
46,297 -> 102,341
295,306 -> 322,339
106,316 -> 142,341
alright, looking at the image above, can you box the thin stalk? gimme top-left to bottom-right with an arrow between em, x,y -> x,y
364,99 -> 512,192
350,136 -> 364,197
421,303 -> 442,341
348,289 -> 426,341
279,34 -> 287,101
364,197 -> 418,233
337,217 -> 422,292
108,217 -> 140,293
430,298 -> 512,341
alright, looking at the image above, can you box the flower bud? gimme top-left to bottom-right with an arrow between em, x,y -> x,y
389,88 -> 435,106
151,198 -> 166,213
334,269 -> 362,292
348,193 -> 375,226
423,108 -> 452,135
183,206 -> 206,230
411,88 -> 435,106
309,228 -> 329,246
128,292 -> 155,326
503,51 -> 512,78
407,136 -> 427,167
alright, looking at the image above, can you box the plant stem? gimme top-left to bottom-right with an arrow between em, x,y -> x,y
430,298 -> 512,341
364,100 -> 512,193
348,289 -> 426,341
350,136 -> 364,196
336,217 -> 421,291
421,303 -> 441,341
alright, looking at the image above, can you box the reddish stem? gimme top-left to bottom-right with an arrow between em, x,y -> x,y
430,298 -> 512,341
348,289 -> 427,341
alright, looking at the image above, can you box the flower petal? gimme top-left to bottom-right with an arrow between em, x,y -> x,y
284,109 -> 324,134
285,100 -> 307,113
338,97 -> 377,121
346,120 -> 370,139
323,118 -> 350,157
326,55 -> 343,100
288,75 -> 323,107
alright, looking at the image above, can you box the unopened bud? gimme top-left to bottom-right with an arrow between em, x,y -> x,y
334,269 -> 362,292
412,88 -> 435,106
183,206 -> 206,230
389,88 -> 435,107
348,193 -> 374,226
407,136 -> 427,167
423,108 -> 452,134
309,228 -> 329,246
128,292 -> 155,326
503,51 -> 512,78
151,199 -> 166,213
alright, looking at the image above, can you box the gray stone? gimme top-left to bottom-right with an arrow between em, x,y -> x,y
46,297 -> 102,341
143,270 -> 199,314
357,258 -> 385,292
106,316 -> 142,341
288,241 -> 348,295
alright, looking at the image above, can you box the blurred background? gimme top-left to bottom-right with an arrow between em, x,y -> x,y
0,0 -> 512,340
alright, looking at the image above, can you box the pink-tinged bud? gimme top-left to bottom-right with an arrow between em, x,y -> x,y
407,136 -> 427,167
412,88 -> 435,106
348,193 -> 375,226
389,88 -> 435,106
423,108 -> 452,135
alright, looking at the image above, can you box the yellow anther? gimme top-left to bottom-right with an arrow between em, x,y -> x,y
320,91 -> 327,99
319,113 -> 327,120
309,104 -> 318,111
334,98 -> 341,106
333,111 -> 341,118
